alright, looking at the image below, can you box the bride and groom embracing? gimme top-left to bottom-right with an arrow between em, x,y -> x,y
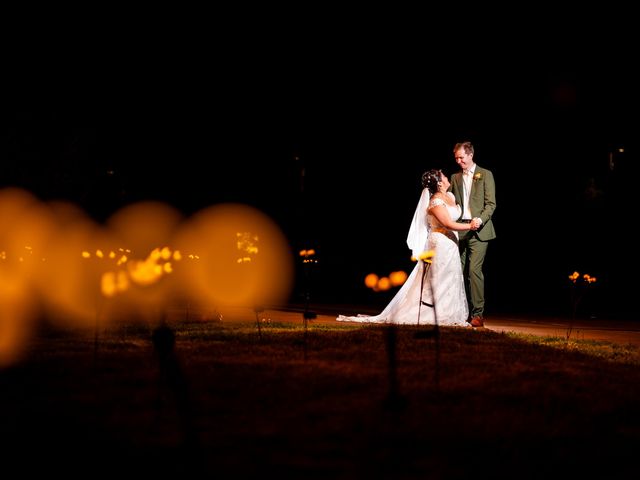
338,142 -> 496,328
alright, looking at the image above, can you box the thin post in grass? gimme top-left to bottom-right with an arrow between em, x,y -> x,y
302,309 -> 315,361
301,285 -> 316,361
93,299 -> 105,368
300,248 -> 317,323
151,312 -> 199,451
254,305 -> 264,341
567,271 -> 597,344
383,323 -> 406,410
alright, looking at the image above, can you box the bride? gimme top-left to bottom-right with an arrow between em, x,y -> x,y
337,169 -> 478,326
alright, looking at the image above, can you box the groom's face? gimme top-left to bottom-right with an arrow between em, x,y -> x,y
454,149 -> 473,170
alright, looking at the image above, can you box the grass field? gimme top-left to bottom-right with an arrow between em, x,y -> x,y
1,313 -> 639,479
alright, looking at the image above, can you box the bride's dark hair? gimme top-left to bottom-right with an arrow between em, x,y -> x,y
421,169 -> 442,195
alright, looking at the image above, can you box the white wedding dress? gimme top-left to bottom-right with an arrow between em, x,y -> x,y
337,190 -> 469,326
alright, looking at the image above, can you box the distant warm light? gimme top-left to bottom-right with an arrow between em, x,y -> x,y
125,247 -> 176,287
106,201 -> 183,260
0,187 -> 56,275
389,270 -> 408,286
102,271 -> 126,298
376,277 -> 391,291
300,248 -> 318,264
105,202 -> 184,315
0,277 -> 36,368
364,273 -> 379,288
237,232 -> 259,257
366,269 -> 408,291
173,203 -> 294,307
0,188 -> 60,364
0,191 -> 296,367
37,215 -> 120,328
569,270 -> 597,284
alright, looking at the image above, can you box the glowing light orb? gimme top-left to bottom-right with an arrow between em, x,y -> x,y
174,203 -> 294,307
376,277 -> 391,291
364,273 -> 379,289
389,270 -> 408,286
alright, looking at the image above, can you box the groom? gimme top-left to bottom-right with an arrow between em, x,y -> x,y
450,141 -> 497,327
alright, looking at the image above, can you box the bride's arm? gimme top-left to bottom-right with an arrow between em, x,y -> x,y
429,203 -> 474,232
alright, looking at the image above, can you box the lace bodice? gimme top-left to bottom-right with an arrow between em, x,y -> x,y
428,192 -> 461,229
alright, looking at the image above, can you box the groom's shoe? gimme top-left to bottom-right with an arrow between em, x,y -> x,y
470,316 -> 484,328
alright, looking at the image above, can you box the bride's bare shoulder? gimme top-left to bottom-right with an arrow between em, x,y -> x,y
430,192 -> 447,206
432,192 -> 446,201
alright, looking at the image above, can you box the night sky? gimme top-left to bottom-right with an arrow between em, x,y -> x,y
2,13 -> 637,317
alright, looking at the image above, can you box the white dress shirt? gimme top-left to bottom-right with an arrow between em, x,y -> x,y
462,166 -> 475,220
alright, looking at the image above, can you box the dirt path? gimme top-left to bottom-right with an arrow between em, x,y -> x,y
171,304 -> 640,347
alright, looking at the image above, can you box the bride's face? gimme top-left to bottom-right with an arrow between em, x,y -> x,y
440,174 -> 451,190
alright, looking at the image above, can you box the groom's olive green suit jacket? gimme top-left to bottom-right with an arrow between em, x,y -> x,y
450,166 -> 496,242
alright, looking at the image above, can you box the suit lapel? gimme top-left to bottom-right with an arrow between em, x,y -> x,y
456,172 -> 466,208
469,166 -> 481,210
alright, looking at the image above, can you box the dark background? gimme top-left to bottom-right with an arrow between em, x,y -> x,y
2,11 -> 636,318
